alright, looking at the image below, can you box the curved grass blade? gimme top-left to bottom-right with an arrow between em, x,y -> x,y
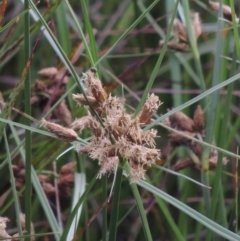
130,183 -> 153,241
4,130 -> 23,237
108,165 -> 123,241
66,173 -> 86,241
96,0 -> 160,65
80,0 -> 98,68
138,180 -> 240,241
24,0 -> 32,237
144,71 -> 240,130
0,8 -> 29,33
134,0 -> 179,116
60,175 -> 97,241
9,120 -> 61,240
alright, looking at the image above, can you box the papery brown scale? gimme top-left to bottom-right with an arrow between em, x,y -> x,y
86,71 -> 107,103
173,18 -> 188,42
169,131 -> 195,147
0,216 -> 11,240
193,105 -> 204,132
138,94 -> 161,124
192,12 -> 202,39
41,182 -> 55,196
38,67 -> 58,79
166,42 -> 190,52
52,101 -> 72,126
58,174 -> 74,187
71,116 -> 103,137
138,105 -> 153,124
191,142 -> 203,157
169,111 -> 194,132
59,162 -> 76,175
38,174 -> 50,183
171,157 -> 195,171
72,93 -> 99,106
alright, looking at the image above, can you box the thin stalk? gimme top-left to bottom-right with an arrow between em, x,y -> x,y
130,183 -> 153,241
135,0 -> 179,116
4,130 -> 23,238
102,175 -> 108,241
181,0 -> 205,92
206,47 -> 237,241
201,1 -> 224,217
108,166 -> 123,241
24,0 -> 31,239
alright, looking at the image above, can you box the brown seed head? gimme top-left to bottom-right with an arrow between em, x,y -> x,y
138,94 -> 161,124
0,216 -> 11,239
166,42 -> 190,52
52,101 -> 72,126
193,105 -> 204,132
192,12 -> 202,39
72,93 -> 99,106
41,119 -> 78,142
169,111 -> 194,132
71,116 -> 103,137
81,71 -> 107,103
209,1 -> 238,22
38,67 -> 58,79
59,162 -> 76,175
173,18 -> 188,42
169,131 -> 195,147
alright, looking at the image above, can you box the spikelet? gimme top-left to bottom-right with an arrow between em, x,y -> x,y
41,119 -> 78,142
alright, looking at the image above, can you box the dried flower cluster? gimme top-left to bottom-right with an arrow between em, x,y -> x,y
165,106 -> 228,171
42,69 -> 161,183
0,214 -> 34,241
31,67 -> 72,125
209,1 -> 239,23
160,12 -> 202,52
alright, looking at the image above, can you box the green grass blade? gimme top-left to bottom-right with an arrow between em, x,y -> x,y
108,165 -> 123,241
23,0 -> 32,238
130,183 -> 153,241
138,180 -> 240,241
201,2 -> 224,219
55,3 -> 71,53
144,71 -> 240,130
66,173 -> 86,241
0,8 -> 29,33
9,122 -> 61,240
102,175 -> 108,241
135,0 -> 179,116
229,0 -> 240,58
207,46 -> 237,241
181,0 -> 205,91
80,0 -> 99,67
96,0 -> 160,65
155,197 -> 185,241
4,130 -> 23,237
60,175 -> 97,241
64,0 -> 95,66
